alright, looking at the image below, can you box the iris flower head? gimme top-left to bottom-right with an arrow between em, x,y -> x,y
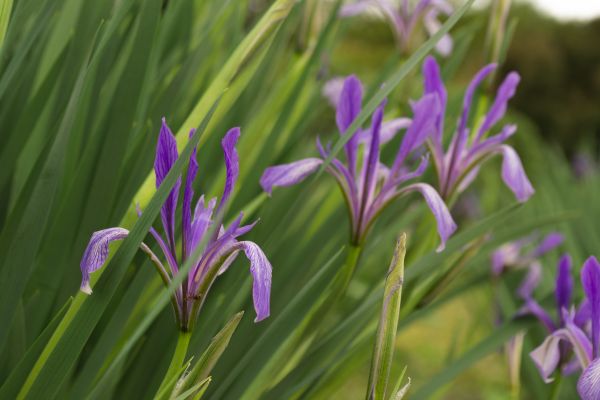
422,56 -> 534,204
260,75 -> 456,250
340,0 -> 454,56
80,119 -> 272,331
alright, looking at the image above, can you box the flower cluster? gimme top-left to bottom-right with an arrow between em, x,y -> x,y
525,256 -> 600,400
340,0 -> 454,56
260,75 -> 456,249
421,56 -> 534,203
80,120 -> 272,331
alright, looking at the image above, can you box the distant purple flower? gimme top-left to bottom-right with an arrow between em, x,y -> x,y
80,119 -> 272,331
525,256 -> 600,399
422,56 -> 534,203
260,75 -> 456,249
491,232 -> 563,278
340,0 -> 454,56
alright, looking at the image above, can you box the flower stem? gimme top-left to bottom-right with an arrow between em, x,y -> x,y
156,330 -> 191,398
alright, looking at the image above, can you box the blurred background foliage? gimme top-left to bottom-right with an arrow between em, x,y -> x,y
0,0 -> 598,399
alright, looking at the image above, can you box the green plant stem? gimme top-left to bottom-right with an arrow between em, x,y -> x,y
549,372 -> 562,400
156,331 -> 192,398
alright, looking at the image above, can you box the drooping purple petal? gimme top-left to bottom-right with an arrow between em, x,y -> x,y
80,228 -> 129,294
530,335 -> 561,383
154,118 -> 181,252
497,145 -> 534,202
183,128 -> 198,259
555,254 -> 573,318
401,183 -> 456,251
578,358 -> 600,400
475,72 -> 520,142
236,241 -> 272,322
423,9 -> 452,56
260,158 -> 323,195
582,256 -> 600,357
521,298 -> 556,332
218,127 -> 240,212
336,75 -> 363,174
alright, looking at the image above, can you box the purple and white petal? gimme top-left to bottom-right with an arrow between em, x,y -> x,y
578,357 -> 600,400
582,256 -> 600,358
497,145 -> 534,202
218,127 -> 240,211
260,158 -> 323,195
555,254 -> 573,318
154,118 -> 181,251
236,241 -> 272,322
423,10 -> 452,56
80,228 -> 129,294
322,77 -> 346,108
401,183 -> 456,251
530,335 -> 561,383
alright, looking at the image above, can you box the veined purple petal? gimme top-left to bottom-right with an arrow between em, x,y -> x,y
155,118 -> 181,252
577,358 -> 600,400
80,228 -> 130,294
556,254 -> 573,319
183,128 -> 198,259
260,158 -> 323,195
578,358 -> 600,400
423,56 -> 447,145
336,75 -> 363,175
582,256 -> 600,357
401,183 -> 456,251
531,232 -> 564,257
497,145 -> 534,202
530,335 -> 561,383
218,127 -> 240,212
475,72 -> 520,142
517,262 -> 541,300
236,241 -> 272,322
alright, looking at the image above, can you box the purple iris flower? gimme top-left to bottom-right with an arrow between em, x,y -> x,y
525,256 -> 600,399
340,0 -> 454,56
260,75 -> 456,249
422,56 -> 534,203
80,119 -> 272,331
